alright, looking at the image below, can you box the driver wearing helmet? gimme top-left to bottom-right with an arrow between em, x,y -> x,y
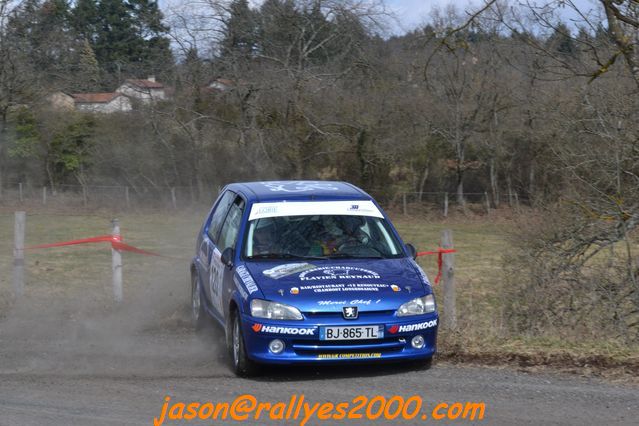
253,220 -> 278,255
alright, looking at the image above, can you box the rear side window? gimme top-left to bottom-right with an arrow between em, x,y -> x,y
208,191 -> 236,243
217,197 -> 245,251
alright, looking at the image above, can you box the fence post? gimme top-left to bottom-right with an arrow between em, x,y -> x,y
441,229 -> 456,331
402,193 -> 407,216
18,182 -> 23,203
514,192 -> 520,211
484,191 -> 491,214
171,187 -> 177,209
111,219 -> 123,302
13,211 -> 26,298
443,192 -> 449,218
125,186 -> 130,209
42,186 -> 47,205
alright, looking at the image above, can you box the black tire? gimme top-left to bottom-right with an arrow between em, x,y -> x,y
228,310 -> 260,377
191,272 -> 207,331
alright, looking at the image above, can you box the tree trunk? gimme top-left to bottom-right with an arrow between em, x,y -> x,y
418,165 -> 429,202
456,174 -> 465,207
490,158 -> 499,207
602,0 -> 639,90
529,161 -> 535,204
0,109 -> 6,200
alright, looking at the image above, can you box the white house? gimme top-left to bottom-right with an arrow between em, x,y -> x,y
72,92 -> 132,113
206,78 -> 234,92
46,92 -> 75,110
116,76 -> 166,103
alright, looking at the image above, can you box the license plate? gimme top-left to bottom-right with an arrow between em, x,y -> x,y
320,325 -> 384,341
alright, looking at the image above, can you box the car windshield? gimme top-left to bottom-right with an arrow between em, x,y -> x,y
244,215 -> 403,259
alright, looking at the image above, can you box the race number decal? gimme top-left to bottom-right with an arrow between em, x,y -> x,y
209,249 -> 224,314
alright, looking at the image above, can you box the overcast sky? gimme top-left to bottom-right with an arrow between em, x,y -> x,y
162,0 -> 604,39
384,0 -> 601,34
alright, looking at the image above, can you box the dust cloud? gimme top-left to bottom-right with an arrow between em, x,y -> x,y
0,264 -> 228,379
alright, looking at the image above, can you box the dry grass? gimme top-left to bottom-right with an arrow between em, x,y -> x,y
1,206 -> 637,376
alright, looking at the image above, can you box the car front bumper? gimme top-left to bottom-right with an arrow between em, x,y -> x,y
241,312 -> 438,364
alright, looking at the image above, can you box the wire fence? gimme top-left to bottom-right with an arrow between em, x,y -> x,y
0,183 -> 214,211
0,183 -> 528,215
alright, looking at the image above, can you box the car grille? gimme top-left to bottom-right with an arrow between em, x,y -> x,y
303,310 -> 395,319
291,337 -> 405,355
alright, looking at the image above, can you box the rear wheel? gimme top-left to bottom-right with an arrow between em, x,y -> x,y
229,310 -> 260,377
191,272 -> 206,330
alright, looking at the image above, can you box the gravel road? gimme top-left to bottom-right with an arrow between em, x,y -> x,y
0,292 -> 636,426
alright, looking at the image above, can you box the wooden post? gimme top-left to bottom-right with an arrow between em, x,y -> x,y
514,192 -> 520,211
82,186 -> 88,207
111,219 -> 123,302
441,229 -> 456,331
42,186 -> 47,205
125,186 -> 130,209
443,192 -> 449,218
18,182 -> 23,203
13,211 -> 26,298
484,191 -> 491,214
171,187 -> 177,209
402,193 -> 407,216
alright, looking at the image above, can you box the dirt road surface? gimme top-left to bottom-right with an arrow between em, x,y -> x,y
0,280 -> 637,426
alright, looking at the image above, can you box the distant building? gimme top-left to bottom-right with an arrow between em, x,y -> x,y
116,76 -> 166,103
72,92 -> 132,113
46,92 -> 75,111
206,78 -> 235,92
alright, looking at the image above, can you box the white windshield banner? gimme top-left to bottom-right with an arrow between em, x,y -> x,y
249,200 -> 384,221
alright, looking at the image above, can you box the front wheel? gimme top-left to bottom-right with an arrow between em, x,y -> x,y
229,310 -> 260,377
191,272 -> 206,331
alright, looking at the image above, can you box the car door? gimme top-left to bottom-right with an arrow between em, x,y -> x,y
209,195 -> 245,318
200,191 -> 236,312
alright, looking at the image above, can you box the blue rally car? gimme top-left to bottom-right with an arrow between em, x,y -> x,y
190,181 -> 438,376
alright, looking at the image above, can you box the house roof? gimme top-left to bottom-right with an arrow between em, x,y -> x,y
72,92 -> 122,104
215,78 -> 234,86
124,79 -> 164,89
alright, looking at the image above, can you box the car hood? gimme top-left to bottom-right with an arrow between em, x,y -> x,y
241,258 -> 429,312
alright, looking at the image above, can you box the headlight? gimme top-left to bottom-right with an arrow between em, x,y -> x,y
250,299 -> 303,320
397,294 -> 436,316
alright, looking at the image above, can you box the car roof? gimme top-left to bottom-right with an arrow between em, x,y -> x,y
226,181 -> 372,203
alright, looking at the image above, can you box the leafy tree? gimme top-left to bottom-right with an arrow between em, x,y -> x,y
258,0 -> 303,65
546,23 -> 576,56
77,38 -> 100,91
71,0 -> 99,43
8,106 -> 40,159
8,0 -> 79,90
221,0 -> 258,60
85,0 -> 173,81
49,114 -> 96,186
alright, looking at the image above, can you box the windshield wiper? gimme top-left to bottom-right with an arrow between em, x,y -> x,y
326,253 -> 385,259
247,253 -> 327,260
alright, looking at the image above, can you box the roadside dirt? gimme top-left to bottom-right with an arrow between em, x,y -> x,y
0,276 -> 637,426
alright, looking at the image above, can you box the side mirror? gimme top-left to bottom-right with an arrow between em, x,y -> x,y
405,243 -> 417,260
221,247 -> 235,269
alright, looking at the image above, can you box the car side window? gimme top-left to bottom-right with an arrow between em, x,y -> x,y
217,197 -> 245,251
207,191 -> 236,243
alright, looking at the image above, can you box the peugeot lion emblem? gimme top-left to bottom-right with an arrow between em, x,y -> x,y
342,306 -> 358,320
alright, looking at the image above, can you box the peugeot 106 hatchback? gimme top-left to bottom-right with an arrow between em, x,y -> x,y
190,181 -> 437,376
